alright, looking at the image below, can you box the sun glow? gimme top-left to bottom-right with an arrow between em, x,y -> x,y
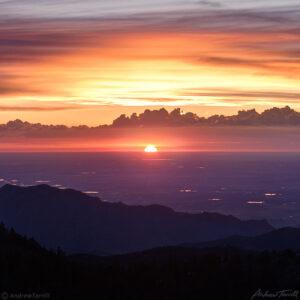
144,145 -> 158,152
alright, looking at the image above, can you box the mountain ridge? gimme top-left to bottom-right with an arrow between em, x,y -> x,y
0,184 -> 273,254
182,227 -> 300,252
0,221 -> 299,300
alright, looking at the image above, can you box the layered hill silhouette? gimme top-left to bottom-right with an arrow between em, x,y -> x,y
1,222 -> 300,300
0,184 -> 273,254
183,227 -> 300,252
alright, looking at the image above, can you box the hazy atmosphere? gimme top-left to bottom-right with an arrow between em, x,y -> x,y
1,1 -> 300,299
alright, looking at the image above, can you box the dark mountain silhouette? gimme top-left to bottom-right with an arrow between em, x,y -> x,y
0,222 -> 72,298
183,227 -> 300,252
69,245 -> 248,268
2,106 -> 300,137
1,222 -> 299,300
69,228 -> 300,267
0,222 -> 49,257
0,184 -> 273,254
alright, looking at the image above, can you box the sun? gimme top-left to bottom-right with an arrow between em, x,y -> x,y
144,145 -> 158,152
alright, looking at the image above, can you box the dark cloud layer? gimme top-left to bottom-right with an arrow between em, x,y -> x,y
180,89 -> 300,102
1,6 -> 299,61
112,106 -> 300,127
0,106 -> 300,139
0,7 -> 299,84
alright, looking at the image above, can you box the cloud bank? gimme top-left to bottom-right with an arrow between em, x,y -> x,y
0,106 -> 299,139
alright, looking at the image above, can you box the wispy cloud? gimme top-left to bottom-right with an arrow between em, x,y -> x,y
1,1 -> 300,123
0,106 -> 80,111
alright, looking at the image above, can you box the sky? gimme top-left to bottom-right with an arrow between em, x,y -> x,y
1,0 -> 300,125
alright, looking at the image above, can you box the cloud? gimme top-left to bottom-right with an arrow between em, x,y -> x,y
0,81 -> 44,95
180,88 -> 300,101
198,1 -> 223,8
1,8 -> 299,64
0,21 -> 93,64
1,106 -> 300,142
111,106 -> 300,127
0,106 -> 80,111
0,4 -> 300,110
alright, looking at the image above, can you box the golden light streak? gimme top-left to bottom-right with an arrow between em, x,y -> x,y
2,31 -> 300,124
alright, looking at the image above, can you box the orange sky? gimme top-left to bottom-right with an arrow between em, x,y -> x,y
1,127 -> 300,152
1,1 -> 300,125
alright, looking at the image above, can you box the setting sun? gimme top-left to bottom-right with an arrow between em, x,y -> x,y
144,145 -> 158,152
